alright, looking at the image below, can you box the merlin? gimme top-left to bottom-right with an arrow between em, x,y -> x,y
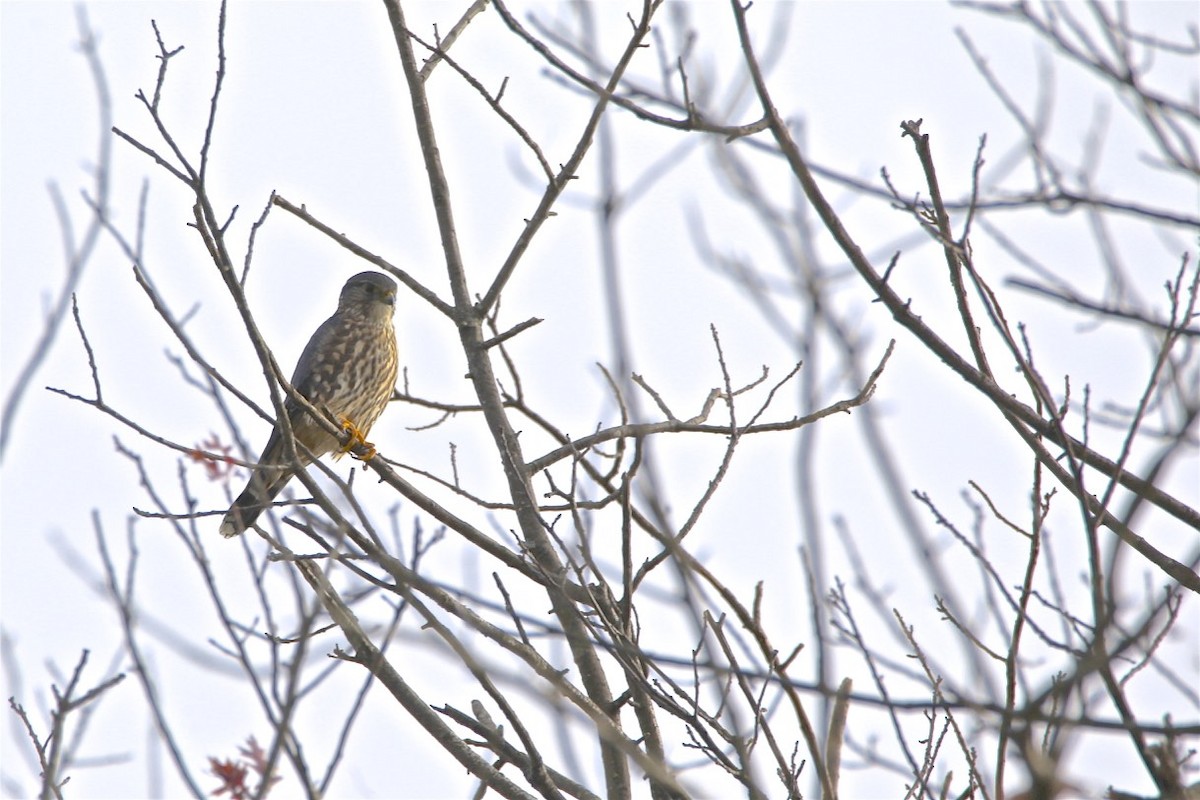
219,271 -> 399,538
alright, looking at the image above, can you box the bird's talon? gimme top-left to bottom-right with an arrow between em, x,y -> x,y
338,415 -> 376,461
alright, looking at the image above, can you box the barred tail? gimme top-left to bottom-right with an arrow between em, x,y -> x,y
219,467 -> 290,537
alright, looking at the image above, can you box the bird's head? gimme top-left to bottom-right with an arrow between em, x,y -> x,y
339,271 -> 398,322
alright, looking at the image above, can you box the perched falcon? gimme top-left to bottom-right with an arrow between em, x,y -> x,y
219,271 -> 399,538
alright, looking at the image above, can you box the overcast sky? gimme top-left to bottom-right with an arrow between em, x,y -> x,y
2,2 -> 1197,798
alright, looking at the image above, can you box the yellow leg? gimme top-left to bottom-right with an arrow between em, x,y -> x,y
338,415 -> 377,461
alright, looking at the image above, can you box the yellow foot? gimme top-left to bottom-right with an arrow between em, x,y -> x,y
338,415 -> 376,461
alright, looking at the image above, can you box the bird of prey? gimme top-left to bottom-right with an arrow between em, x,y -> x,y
219,271 -> 398,538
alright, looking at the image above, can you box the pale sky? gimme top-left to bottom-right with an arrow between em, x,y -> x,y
2,2 -> 1197,798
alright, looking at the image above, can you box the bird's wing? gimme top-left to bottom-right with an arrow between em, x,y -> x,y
288,312 -> 342,410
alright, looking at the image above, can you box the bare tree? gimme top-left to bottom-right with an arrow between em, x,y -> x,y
5,2 -> 1196,799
